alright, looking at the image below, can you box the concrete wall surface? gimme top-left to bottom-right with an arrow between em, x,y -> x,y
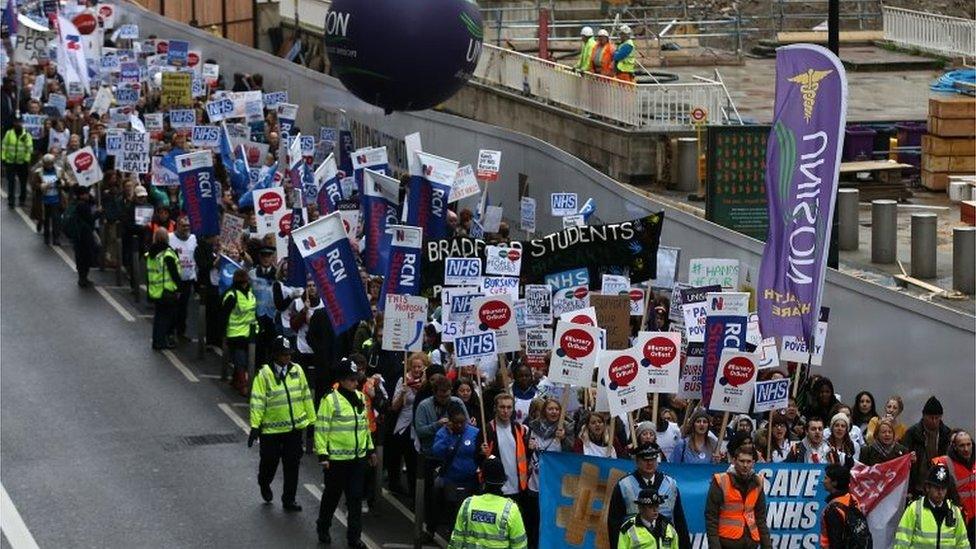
121,2 -> 975,427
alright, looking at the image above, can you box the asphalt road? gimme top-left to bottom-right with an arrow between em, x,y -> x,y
0,199 -> 430,548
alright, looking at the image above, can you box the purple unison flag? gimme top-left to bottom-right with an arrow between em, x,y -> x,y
378,225 -> 424,306
757,44 -> 847,346
291,213 -> 371,334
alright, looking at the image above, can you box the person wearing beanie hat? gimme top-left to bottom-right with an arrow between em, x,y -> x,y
903,395 -> 952,497
820,464 -> 864,548
671,409 -> 720,464
895,462 -> 970,547
607,442 -> 691,549
826,413 -> 859,467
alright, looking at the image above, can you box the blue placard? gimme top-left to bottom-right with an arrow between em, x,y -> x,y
754,378 -> 791,413
115,85 -> 139,106
455,331 -> 497,361
319,127 -> 337,143
206,97 -> 234,123
118,24 -> 139,39
169,109 -> 196,129
550,192 -> 579,216
444,257 -> 482,286
192,125 -> 221,148
167,40 -> 189,66
263,91 -> 288,109
545,267 -> 589,291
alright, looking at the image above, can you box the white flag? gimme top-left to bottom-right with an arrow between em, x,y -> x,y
55,15 -> 90,94
850,453 -> 912,549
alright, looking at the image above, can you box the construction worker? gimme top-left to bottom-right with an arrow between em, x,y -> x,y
590,29 -> 615,77
449,456 -> 528,549
614,24 -> 637,83
617,490 -> 679,549
575,26 -> 596,72
315,357 -> 376,549
705,446 -> 772,548
931,430 -> 976,546
247,335 -> 315,511
895,463 -> 971,547
608,443 -> 690,548
145,227 -> 181,351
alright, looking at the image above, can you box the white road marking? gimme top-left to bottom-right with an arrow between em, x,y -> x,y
198,373 -> 222,379
161,349 -> 199,382
218,403 -> 250,434
381,489 -> 448,547
0,483 -> 41,549
94,286 -> 136,322
50,244 -> 77,271
304,484 -> 381,549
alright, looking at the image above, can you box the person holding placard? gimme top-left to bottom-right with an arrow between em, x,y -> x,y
36,154 -> 64,244
573,411 -> 630,459
481,393 -> 535,547
387,352 -> 427,497
608,444 -> 691,549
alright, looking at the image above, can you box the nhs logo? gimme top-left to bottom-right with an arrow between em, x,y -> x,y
444,257 -> 482,287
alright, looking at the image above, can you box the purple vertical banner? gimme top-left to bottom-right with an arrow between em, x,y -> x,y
290,213 -> 372,334
286,207 -> 308,288
378,224 -> 424,306
337,115 -> 355,198
176,150 -> 220,236
407,151 -> 457,241
361,168 -> 402,275
315,153 -> 342,215
758,44 -> 847,345
351,146 -> 390,199
701,292 -> 750,407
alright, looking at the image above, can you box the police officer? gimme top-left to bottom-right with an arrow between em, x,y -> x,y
895,463 -> 970,547
247,335 -> 315,511
608,444 -> 690,549
449,456 -> 528,549
618,490 -> 679,549
316,357 -> 375,548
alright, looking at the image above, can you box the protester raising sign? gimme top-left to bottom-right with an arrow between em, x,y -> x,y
548,321 -> 601,387
635,331 -> 681,393
378,225 -> 423,306
67,146 -> 103,187
176,150 -> 219,236
290,213 -> 372,334
253,187 -> 286,237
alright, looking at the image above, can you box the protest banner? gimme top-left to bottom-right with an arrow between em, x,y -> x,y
191,125 -> 220,149
677,342 -> 704,399
450,164 -> 480,203
708,349 -> 759,413
480,276 -> 519,300
650,246 -> 680,290
539,452 -> 827,549
484,245 -> 522,277
851,454 -> 912,549
291,213 -> 372,333
14,26 -> 51,65
598,347 -> 649,417
299,135 -> 315,158
202,62 -> 219,84
679,284 -> 721,343
590,294 -> 630,349
160,71 -> 192,107
274,208 -> 302,261
455,331 -> 497,365
444,257 -> 482,287
472,294 -> 520,353
378,225 -> 423,306
780,306 -> 829,366
550,192 -> 578,217
754,378 -> 791,413
635,331 -> 681,393
361,168 -> 401,275
520,196 -> 537,234
381,294 -> 427,352
118,23 -> 138,39
46,93 -> 67,117
758,45 -> 846,345
442,286 -> 482,323
548,321 -> 601,387
277,102 -> 298,133
524,284 -> 552,325
176,151 -> 219,236
688,258 -> 740,289
219,214 -> 245,253
525,327 -> 552,356
701,292 -> 750,407
313,153 -> 342,215
105,129 -> 123,156
134,205 -> 153,226
206,97 -> 234,123
552,285 -> 590,318
600,275 -> 630,297
337,202 -> 360,239
408,151 -> 456,240
21,114 -> 45,139
476,149 -> 501,181
562,214 -> 585,229
253,187 -> 286,237
67,146 -> 102,187
115,83 -> 140,106
150,156 -> 180,187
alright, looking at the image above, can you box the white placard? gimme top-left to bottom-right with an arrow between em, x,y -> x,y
443,286 -> 483,323
524,284 -> 552,325
688,258 -> 740,289
707,349 -> 759,413
67,146 -> 103,187
635,331 -> 681,393
455,331 -> 497,365
779,307 -> 830,366
484,245 -> 522,277
476,149 -> 501,181
599,347 -> 650,417
450,164 -> 481,203
382,294 -> 428,352
550,192 -> 578,217
552,284 -> 590,318
482,205 -> 503,234
525,327 -> 552,356
753,378 -> 791,413
471,294 -> 520,353
253,187 -> 287,237
548,321 -> 601,387
562,214 -> 585,229
480,276 -> 519,301
520,196 -> 536,233
444,257 -> 482,287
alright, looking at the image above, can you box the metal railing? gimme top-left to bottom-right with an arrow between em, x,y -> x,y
473,43 -> 731,129
882,6 -> 976,58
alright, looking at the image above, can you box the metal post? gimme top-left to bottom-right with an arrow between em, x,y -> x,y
197,297 -> 206,360
953,227 -> 976,294
838,189 -> 859,251
871,200 -> 897,264
910,213 -> 937,279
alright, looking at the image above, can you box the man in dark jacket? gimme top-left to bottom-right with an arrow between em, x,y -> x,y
820,464 -> 862,548
705,446 -> 772,549
608,444 -> 691,549
72,186 -> 99,287
903,396 -> 952,498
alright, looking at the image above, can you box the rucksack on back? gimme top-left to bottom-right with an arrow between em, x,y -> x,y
838,500 -> 873,549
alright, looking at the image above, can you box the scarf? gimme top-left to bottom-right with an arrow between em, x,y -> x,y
870,439 -> 898,461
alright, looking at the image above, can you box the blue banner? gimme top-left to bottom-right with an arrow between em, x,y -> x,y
361,169 -> 401,275
291,213 -> 372,334
315,154 -> 342,216
286,206 -> 309,289
217,254 -> 242,296
176,151 -> 219,237
701,293 -> 749,407
379,225 -> 423,306
539,452 -> 826,549
249,272 -> 275,319
406,152 -> 456,241
351,147 -> 390,199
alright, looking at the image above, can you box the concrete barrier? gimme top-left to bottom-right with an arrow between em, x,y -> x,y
121,3 -> 974,424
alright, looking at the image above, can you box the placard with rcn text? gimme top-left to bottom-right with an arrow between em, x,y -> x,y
176,150 -> 219,236
635,331 -> 681,393
548,321 -> 601,387
472,294 -> 520,353
701,292 -> 750,406
708,349 -> 758,413
382,294 -> 428,352
444,257 -> 482,287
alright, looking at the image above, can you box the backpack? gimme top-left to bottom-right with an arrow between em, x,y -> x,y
835,499 -> 873,549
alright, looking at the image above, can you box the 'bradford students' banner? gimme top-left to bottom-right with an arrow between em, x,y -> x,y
539,452 -> 827,549
422,213 -> 664,296
757,44 -> 847,345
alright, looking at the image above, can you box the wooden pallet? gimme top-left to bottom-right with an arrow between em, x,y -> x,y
922,135 -> 975,156
929,96 -> 976,119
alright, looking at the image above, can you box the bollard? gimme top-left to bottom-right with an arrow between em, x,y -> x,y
910,213 -> 938,279
871,200 -> 898,264
414,454 -> 426,549
953,227 -> 976,294
838,188 -> 860,251
197,297 -> 206,360
130,235 -> 141,301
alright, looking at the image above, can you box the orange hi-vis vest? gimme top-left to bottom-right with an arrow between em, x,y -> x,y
715,472 -> 764,542
932,455 -> 976,521
590,42 -> 616,77
487,421 -> 529,492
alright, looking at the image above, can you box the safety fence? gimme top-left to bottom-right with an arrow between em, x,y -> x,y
473,43 -> 730,130
882,6 -> 976,58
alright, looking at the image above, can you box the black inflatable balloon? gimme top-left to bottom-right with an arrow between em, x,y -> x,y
324,0 -> 484,113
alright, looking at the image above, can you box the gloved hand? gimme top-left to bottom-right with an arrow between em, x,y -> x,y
248,428 -> 260,447
318,455 -> 330,470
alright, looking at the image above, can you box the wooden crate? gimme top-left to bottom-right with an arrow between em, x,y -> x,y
921,135 -> 976,156
921,169 -> 950,190
921,154 -> 976,172
928,116 -> 976,137
929,96 -> 976,119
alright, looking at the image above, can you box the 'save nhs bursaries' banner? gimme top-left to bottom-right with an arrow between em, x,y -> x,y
539,452 -> 826,549
757,44 -> 847,345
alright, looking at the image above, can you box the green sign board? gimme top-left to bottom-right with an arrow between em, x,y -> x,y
705,125 -> 771,241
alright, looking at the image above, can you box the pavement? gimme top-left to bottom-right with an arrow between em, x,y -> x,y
0,196 -> 440,548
